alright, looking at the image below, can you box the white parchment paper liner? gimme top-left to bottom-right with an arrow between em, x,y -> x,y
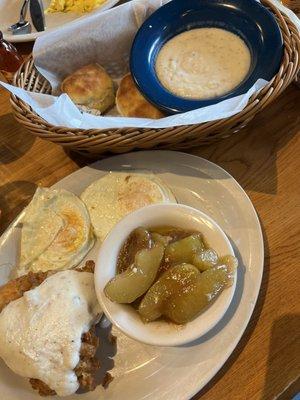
1,0 -> 299,130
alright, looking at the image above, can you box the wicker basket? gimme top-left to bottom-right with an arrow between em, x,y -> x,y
10,0 -> 300,156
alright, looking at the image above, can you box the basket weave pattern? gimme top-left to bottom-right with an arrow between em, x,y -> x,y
11,0 -> 300,155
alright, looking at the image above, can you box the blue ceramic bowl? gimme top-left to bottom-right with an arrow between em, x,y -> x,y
130,0 -> 283,114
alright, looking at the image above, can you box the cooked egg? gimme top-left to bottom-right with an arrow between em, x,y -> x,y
17,187 -> 94,277
81,172 -> 177,241
45,0 -> 107,13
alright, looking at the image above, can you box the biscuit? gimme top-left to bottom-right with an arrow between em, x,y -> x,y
116,73 -> 164,119
61,64 -> 115,113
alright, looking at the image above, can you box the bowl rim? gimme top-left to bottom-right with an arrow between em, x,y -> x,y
130,0 -> 283,114
94,203 -> 237,347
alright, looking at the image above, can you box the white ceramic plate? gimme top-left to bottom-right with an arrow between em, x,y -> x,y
0,151 -> 264,400
0,0 -> 120,43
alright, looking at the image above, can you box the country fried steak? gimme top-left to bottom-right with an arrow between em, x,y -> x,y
30,326 -> 100,396
0,260 -> 104,396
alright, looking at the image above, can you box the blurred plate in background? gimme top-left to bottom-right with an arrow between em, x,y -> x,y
0,0 -> 120,42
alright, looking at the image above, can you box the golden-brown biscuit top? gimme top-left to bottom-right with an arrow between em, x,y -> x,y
61,64 -> 115,113
116,73 -> 164,119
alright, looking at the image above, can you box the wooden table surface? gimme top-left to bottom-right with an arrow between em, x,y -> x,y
0,41 -> 299,400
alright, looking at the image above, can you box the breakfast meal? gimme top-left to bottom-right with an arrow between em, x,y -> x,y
104,226 -> 238,324
0,261 -> 102,397
46,0 -> 107,13
116,73 -> 165,118
1,0 -> 294,390
81,172 -> 176,241
1,0 -> 289,392
0,170 -> 181,396
0,171 -> 178,396
61,64 -> 115,114
0,148 -> 246,398
156,28 -> 251,100
16,187 -> 94,277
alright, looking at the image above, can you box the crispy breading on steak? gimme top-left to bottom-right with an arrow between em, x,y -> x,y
0,271 -> 48,313
75,326 -> 100,391
0,261 -> 95,313
29,379 -> 56,397
29,326 -> 100,396
0,261 -> 102,396
102,372 -> 114,389
79,259 -> 95,274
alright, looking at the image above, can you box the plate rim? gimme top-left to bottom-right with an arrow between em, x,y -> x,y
0,150 -> 264,399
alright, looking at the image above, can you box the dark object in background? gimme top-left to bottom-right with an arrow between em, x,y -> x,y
0,31 -> 23,82
30,0 -> 45,32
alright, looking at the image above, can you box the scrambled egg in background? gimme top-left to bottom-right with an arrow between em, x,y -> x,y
46,0 -> 107,13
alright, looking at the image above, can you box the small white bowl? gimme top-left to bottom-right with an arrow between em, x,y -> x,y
94,204 -> 237,347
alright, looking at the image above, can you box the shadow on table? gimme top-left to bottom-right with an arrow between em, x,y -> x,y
192,85 -> 300,195
0,113 -> 35,164
64,149 -> 95,168
262,314 -> 300,400
0,181 -> 37,235
192,220 -> 270,399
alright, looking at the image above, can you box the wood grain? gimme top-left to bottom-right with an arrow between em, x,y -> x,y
0,41 -> 299,400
